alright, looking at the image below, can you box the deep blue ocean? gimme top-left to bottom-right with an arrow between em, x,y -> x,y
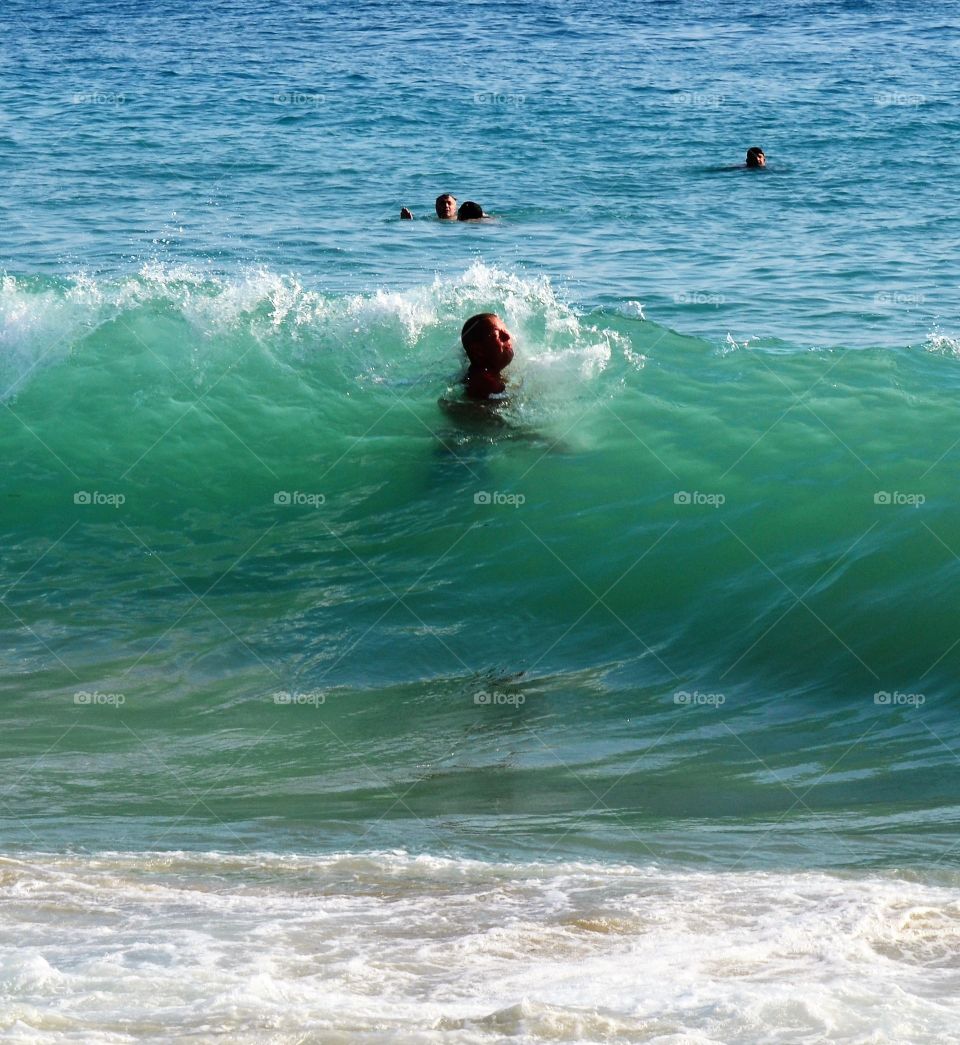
2,1 -> 960,1041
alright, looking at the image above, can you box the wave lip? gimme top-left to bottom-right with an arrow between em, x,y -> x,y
0,261 -> 638,397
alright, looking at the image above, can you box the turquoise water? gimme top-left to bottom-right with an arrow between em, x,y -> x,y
3,1 -> 960,1040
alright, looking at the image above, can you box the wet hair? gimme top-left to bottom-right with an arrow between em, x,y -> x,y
746,146 -> 765,167
435,193 -> 455,216
457,201 -> 484,221
461,312 -> 499,362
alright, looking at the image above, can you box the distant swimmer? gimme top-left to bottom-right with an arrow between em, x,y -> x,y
457,200 -> 486,221
400,207 -> 413,219
461,312 -> 513,400
436,193 -> 458,219
713,147 -> 768,173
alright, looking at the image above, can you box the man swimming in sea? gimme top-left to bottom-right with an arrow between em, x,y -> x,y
746,147 -> 766,168
399,195 -> 457,220
461,313 -> 513,400
436,193 -> 457,219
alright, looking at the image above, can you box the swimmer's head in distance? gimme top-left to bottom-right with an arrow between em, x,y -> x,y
435,193 -> 457,219
457,200 -> 485,221
746,146 -> 766,168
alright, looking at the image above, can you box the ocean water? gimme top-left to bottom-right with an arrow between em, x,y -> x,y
3,0 -> 960,1040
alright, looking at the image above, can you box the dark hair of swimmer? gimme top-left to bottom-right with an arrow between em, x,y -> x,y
457,201 -> 485,221
746,147 -> 766,168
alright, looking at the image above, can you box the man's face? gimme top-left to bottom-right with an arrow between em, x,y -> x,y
755,152 -> 766,167
436,195 -> 457,219
477,317 -> 514,369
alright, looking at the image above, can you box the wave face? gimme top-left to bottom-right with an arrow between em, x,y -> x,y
2,263 -> 959,869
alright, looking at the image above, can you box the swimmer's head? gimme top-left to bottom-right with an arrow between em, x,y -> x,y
435,194 -> 457,219
746,147 -> 766,168
461,313 -> 514,370
457,200 -> 485,221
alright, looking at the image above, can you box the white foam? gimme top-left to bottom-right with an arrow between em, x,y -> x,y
924,331 -> 960,357
0,275 -> 98,400
618,300 -> 646,320
720,331 -> 752,354
1,850 -> 957,1042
